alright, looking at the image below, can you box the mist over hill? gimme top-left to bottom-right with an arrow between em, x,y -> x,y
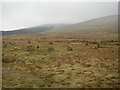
2,24 -> 67,36
45,15 -> 118,38
2,15 -> 118,37
2,26 -> 53,35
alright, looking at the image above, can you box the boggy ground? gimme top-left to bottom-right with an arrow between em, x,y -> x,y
2,34 -> 120,88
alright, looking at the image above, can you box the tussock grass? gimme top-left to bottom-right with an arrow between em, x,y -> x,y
2,54 -> 16,63
2,36 -> 119,88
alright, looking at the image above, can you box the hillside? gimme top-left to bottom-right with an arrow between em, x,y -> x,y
2,15 -> 119,88
45,15 -> 118,38
2,15 -> 118,38
2,24 -> 67,36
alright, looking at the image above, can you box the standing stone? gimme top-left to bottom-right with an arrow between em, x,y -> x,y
27,40 -> 31,44
85,41 -> 89,45
96,43 -> 101,48
48,42 -> 55,51
37,45 -> 39,49
67,44 -> 73,51
48,45 -> 55,51
27,45 -> 35,51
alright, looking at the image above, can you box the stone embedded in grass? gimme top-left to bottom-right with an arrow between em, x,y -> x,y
3,41 -> 5,43
27,45 -> 35,51
48,42 -> 55,51
93,43 -> 101,49
67,40 -> 73,51
48,45 -> 55,51
85,41 -> 89,45
93,46 -> 97,49
67,40 -> 71,44
37,45 -> 39,49
10,42 -> 16,45
67,44 -> 73,51
13,47 -> 20,51
96,43 -> 101,48
49,42 -> 54,45
27,40 -> 32,44
3,44 -> 7,48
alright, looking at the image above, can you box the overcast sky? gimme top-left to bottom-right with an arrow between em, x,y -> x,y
1,2 -> 118,31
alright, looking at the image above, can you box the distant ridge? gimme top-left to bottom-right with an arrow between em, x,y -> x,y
2,15 -> 118,38
2,24 -> 67,36
45,15 -> 118,38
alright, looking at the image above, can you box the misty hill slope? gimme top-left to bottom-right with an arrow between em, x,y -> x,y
2,26 -> 54,36
2,24 -> 67,36
46,15 -> 118,38
2,15 -> 118,38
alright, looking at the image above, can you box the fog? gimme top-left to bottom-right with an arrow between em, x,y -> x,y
1,2 -> 118,31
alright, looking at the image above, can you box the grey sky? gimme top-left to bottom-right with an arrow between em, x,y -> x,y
1,2 -> 118,31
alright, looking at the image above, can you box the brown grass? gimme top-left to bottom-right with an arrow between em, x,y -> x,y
2,54 -> 16,63
2,34 -> 119,88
